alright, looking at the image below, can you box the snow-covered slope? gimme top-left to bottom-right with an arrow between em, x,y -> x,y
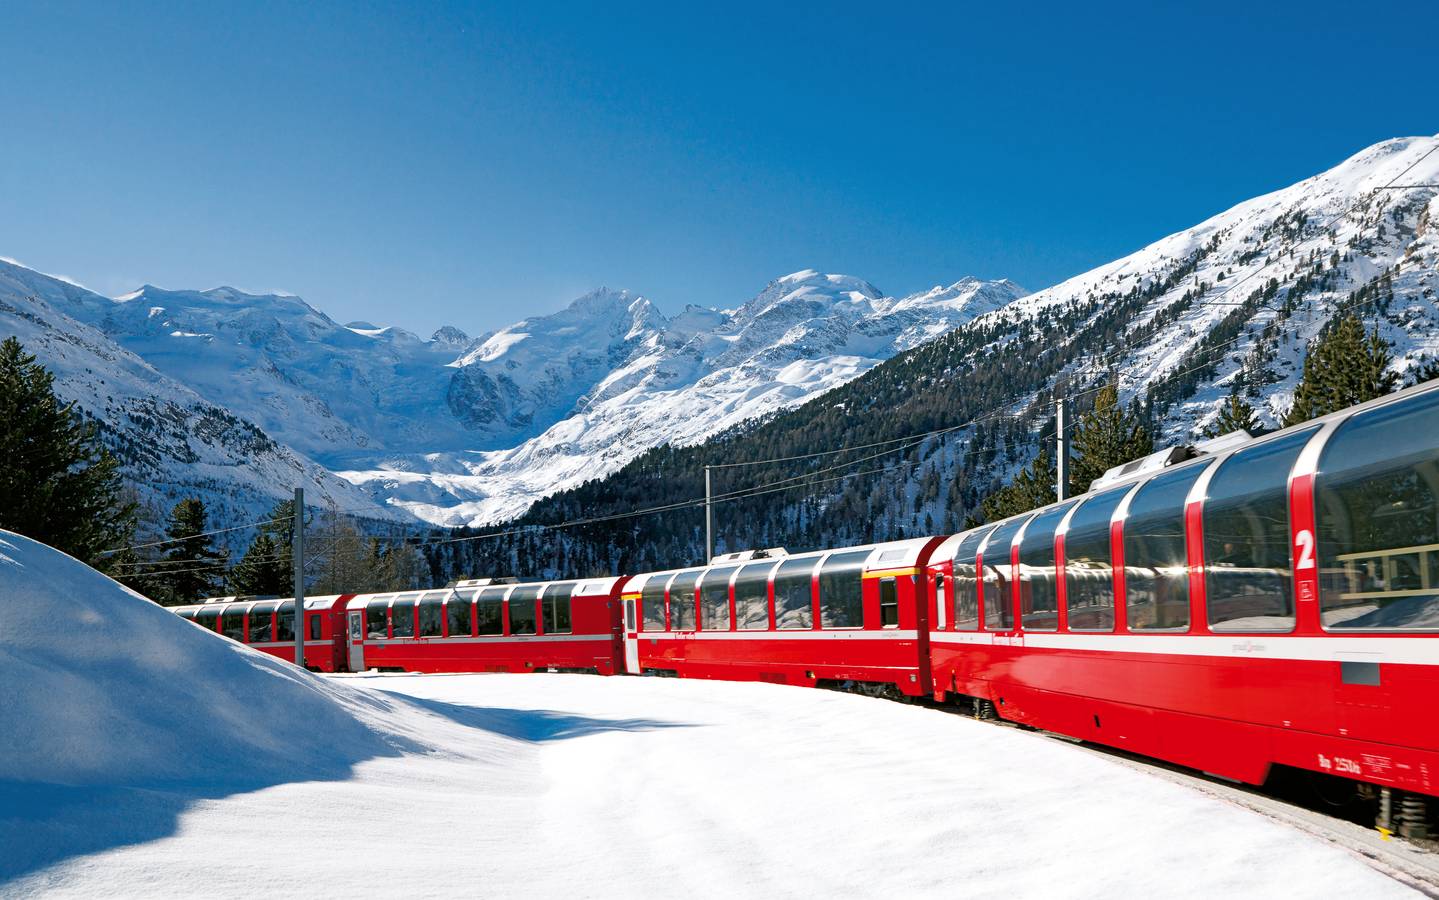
0,261 -> 406,528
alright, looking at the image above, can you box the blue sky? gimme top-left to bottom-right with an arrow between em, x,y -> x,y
1,1 -> 1435,335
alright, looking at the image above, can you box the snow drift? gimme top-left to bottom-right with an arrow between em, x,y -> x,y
0,529 -> 400,788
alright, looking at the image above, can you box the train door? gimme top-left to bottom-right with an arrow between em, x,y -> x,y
623,597 -> 640,673
347,610 -> 365,672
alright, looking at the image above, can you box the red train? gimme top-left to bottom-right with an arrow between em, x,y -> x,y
172,378 -> 1439,828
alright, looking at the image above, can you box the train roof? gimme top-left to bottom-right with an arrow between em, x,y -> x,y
621,536 -> 937,593
343,576 -> 624,610
175,595 -> 347,614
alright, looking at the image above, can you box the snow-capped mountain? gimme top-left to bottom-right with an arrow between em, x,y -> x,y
2,255 -> 1026,528
0,261 -> 406,531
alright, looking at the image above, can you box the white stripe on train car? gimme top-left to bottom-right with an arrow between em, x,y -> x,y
928,630 -> 1439,665
635,630 -> 919,641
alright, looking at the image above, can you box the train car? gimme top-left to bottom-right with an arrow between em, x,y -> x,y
923,378 -> 1439,813
341,577 -> 625,674
620,537 -> 945,697
175,595 -> 352,672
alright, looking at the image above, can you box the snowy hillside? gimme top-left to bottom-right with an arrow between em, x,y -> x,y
5,255 -> 1023,527
0,262 -> 404,529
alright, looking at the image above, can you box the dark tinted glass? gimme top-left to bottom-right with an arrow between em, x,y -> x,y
247,606 -> 275,642
276,607 -> 296,642
308,614 -> 323,641
476,588 -> 505,635
1317,390 -> 1439,629
733,563 -> 773,629
418,593 -> 445,637
194,608 -> 220,631
668,571 -> 701,632
543,583 -> 574,634
950,526 -> 994,631
391,597 -> 416,638
221,610 -> 246,641
447,596 -> 472,637
773,557 -> 817,629
365,598 -> 390,639
1063,489 -> 1126,631
982,517 -> 1029,630
700,566 -> 737,630
508,586 -> 540,635
1204,429 -> 1314,631
818,550 -> 870,628
1124,465 -> 1206,631
641,578 -> 668,631
879,577 -> 899,627
1019,502 -> 1075,631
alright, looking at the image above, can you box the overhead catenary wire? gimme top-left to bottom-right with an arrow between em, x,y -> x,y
101,514 -> 294,556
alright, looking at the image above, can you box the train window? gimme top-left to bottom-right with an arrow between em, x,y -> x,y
220,609 -> 246,641
176,609 -> 196,620
879,577 -> 899,627
1019,502 -> 1076,631
447,593 -> 474,637
981,517 -> 1029,630
509,586 -> 540,635
1204,429 -> 1315,632
818,550 -> 870,628
417,592 -> 445,638
699,566 -> 738,630
773,556 -> 818,629
641,578 -> 668,632
951,526 -> 995,631
391,597 -> 417,638
668,570 -> 701,631
365,597 -> 390,640
1124,465 -> 1206,631
1317,390 -> 1439,630
308,614 -> 323,641
276,603 -> 295,642
476,588 -> 505,635
733,563 -> 773,630
1063,488 -> 1127,631
543,583 -> 574,634
194,607 -> 221,631
247,604 -> 276,642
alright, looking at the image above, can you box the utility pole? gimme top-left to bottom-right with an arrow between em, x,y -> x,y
704,465 -> 715,563
1055,398 -> 1069,502
292,487 -> 306,670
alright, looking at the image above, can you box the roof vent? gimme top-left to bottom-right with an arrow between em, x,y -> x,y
447,576 -> 520,588
1089,445 -> 1193,493
1193,429 -> 1253,456
709,547 -> 789,565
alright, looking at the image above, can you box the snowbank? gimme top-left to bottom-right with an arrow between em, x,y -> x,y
0,530 -> 398,787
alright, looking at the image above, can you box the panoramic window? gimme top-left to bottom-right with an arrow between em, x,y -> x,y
1063,489 -> 1127,631
1204,429 -> 1315,631
447,594 -> 473,637
879,577 -> 899,627
1018,501 -> 1076,631
773,556 -> 818,629
1317,390 -> 1439,630
308,614 -> 322,641
981,517 -> 1029,630
641,577 -> 669,631
950,526 -> 994,631
220,609 -> 245,641
733,562 -> 774,630
1124,465 -> 1206,631
475,588 -> 506,635
818,550 -> 871,628
699,566 -> 738,630
390,596 -> 417,638
668,570 -> 701,631
194,607 -> 220,632
543,583 -> 574,634
418,592 -> 445,637
246,605 -> 275,642
365,597 -> 392,639
508,586 -> 540,635
276,603 -> 296,642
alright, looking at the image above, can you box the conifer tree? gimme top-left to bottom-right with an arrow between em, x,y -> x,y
154,498 -> 227,604
981,448 -> 1056,521
1205,389 -> 1259,438
0,337 -> 136,567
1283,314 -> 1398,427
1068,384 -> 1154,494
229,531 -> 287,596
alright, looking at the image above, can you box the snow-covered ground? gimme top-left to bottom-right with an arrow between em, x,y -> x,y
0,528 -> 1419,898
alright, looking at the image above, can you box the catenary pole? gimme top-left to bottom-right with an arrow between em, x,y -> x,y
704,465 -> 714,563
292,487 -> 305,670
1056,398 -> 1068,502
